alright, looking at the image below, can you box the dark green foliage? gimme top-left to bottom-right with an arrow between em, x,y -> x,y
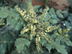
0,25 -> 19,54
0,6 -> 26,30
0,0 -> 72,54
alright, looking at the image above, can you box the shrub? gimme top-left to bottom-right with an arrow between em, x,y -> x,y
0,0 -> 72,54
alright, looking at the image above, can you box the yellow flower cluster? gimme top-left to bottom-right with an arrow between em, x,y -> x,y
15,6 -> 26,17
41,6 -> 49,21
15,5 -> 38,23
35,36 -> 43,53
56,28 -> 70,38
15,5 -> 28,21
63,28 -> 70,33
64,34 -> 68,38
30,25 -> 36,40
45,26 -> 52,32
45,25 -> 59,33
36,37 -> 41,42
21,27 -> 30,34
27,2 -> 36,17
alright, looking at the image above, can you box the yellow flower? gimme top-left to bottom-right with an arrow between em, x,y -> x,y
33,25 -> 36,30
24,28 -> 29,32
58,28 -> 62,34
21,13 -> 24,16
33,19 -> 38,23
21,27 -> 29,34
38,37 -> 40,41
31,25 -> 33,30
64,34 -> 68,38
23,15 -> 26,18
20,10 -> 23,13
30,33 -> 33,40
24,11 -> 26,13
56,33 -> 59,36
45,30 -> 48,32
66,28 -> 70,33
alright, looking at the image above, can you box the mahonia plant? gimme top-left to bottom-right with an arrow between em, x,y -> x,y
13,0 -> 72,54
15,2 -> 59,53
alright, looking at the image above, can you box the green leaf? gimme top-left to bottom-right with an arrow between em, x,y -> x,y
15,38 -> 24,53
15,22 -> 23,30
16,44 -> 24,53
24,46 -> 30,54
8,43 -> 13,51
34,5 -> 40,12
61,11 -> 68,13
23,4 -> 27,9
31,50 -> 41,54
64,38 -> 72,46
6,15 -> 18,28
51,30 -> 57,39
55,36 -> 64,44
46,43 -> 52,52
23,39 -> 31,46
22,52 -> 26,54
56,36 -> 63,41
56,10 -> 62,13
48,8 -> 59,20
0,43 -> 7,54
11,50 -> 20,54
15,38 -> 24,45
39,8 -> 43,12
15,38 -> 31,53
34,5 -> 40,9
49,8 -> 55,15
40,39 -> 47,46
65,21 -> 70,28
10,8 -> 20,20
50,19 -> 58,24
44,12 -> 51,22
53,42 -> 67,54
0,7 -> 9,18
65,40 -> 72,46
56,10 -> 64,18
57,13 -> 64,18
68,15 -> 72,23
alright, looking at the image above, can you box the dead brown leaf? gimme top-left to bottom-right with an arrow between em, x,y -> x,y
22,0 -> 69,10
52,0 -> 69,10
